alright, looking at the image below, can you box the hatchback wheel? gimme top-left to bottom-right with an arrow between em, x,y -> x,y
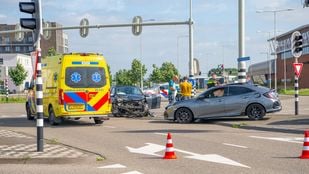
175,108 -> 194,123
247,104 -> 265,120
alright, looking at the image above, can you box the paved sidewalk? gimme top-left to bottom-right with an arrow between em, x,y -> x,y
0,129 -> 90,164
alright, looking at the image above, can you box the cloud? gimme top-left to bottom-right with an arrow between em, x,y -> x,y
0,14 -> 6,18
249,0 -> 291,10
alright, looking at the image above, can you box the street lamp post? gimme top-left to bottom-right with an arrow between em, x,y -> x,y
139,19 -> 155,89
257,30 -> 272,89
260,52 -> 271,88
177,35 -> 189,74
256,9 -> 294,91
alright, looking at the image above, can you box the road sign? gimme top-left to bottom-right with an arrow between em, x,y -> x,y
132,16 -> 142,36
291,31 -> 303,58
237,56 -> 250,62
80,18 -> 89,38
43,22 -> 51,40
293,63 -> 303,78
14,23 -> 24,42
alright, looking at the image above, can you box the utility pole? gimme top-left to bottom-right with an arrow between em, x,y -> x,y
189,0 -> 194,76
238,0 -> 246,83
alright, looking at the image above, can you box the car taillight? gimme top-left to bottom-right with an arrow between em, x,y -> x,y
59,89 -> 64,105
263,91 -> 276,99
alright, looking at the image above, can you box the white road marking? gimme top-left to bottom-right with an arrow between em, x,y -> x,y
186,154 -> 250,168
126,143 -> 250,168
223,143 -> 248,149
250,136 -> 303,144
0,115 -> 25,118
98,164 -> 126,169
121,171 -> 143,174
154,132 -> 167,136
103,126 -> 116,129
126,143 -> 164,157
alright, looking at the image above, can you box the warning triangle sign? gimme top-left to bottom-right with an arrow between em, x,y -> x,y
293,63 -> 303,78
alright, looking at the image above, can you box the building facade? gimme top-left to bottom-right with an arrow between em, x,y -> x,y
0,22 -> 69,57
274,24 -> 309,89
249,24 -> 309,89
0,54 -> 33,93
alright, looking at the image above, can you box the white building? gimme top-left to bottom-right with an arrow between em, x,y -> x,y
0,53 -> 34,93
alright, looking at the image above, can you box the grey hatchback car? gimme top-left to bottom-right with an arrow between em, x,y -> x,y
164,83 -> 281,123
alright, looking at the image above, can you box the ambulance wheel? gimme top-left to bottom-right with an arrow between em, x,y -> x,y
94,117 -> 103,125
48,106 -> 62,125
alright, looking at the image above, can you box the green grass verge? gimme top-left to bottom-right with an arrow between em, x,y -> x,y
0,97 -> 26,103
278,88 -> 309,96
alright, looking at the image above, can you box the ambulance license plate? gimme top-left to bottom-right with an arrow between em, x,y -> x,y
68,104 -> 85,110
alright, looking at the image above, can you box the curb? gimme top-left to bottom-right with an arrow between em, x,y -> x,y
216,122 -> 305,135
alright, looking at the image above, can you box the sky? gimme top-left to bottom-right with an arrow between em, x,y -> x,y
1,0 -> 308,77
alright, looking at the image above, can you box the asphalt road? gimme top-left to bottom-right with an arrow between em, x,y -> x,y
0,96 -> 308,174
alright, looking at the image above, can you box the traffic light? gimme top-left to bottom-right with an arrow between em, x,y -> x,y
304,0 -> 309,7
19,0 -> 42,42
291,31 -> 303,58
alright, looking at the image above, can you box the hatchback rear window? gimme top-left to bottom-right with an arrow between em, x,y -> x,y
65,67 -> 106,88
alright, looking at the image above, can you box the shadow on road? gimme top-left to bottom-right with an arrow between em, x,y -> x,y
0,117 -> 99,128
268,118 -> 309,126
116,129 -> 220,134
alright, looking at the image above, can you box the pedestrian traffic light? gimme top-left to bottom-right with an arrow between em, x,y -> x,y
19,0 -> 42,42
291,31 -> 303,58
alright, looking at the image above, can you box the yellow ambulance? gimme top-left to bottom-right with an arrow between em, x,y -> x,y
25,53 -> 111,125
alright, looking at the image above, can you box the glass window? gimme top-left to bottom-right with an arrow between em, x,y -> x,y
28,46 -> 33,51
228,86 -> 254,96
5,46 -> 10,52
5,37 -> 10,43
28,37 -> 33,42
115,86 -> 142,95
0,58 -> 3,65
15,47 -> 20,52
203,87 -> 226,98
65,67 -> 106,88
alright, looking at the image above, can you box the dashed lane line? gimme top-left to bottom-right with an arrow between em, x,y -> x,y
98,163 -> 127,169
121,171 -> 143,174
222,143 -> 248,149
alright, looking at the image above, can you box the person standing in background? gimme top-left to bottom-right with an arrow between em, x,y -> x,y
207,73 -> 219,88
180,76 -> 192,100
168,75 -> 178,104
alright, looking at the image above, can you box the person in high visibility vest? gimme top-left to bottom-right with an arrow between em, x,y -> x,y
180,76 -> 192,100
207,73 -> 219,88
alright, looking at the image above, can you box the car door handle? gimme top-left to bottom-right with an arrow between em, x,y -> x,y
242,96 -> 249,99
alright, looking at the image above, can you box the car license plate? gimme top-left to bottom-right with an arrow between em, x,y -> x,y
68,104 -> 85,111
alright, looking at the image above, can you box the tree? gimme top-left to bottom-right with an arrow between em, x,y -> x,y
47,47 -> 57,56
149,64 -> 162,83
115,69 -> 133,86
149,62 -> 178,83
130,59 -> 147,85
8,63 -> 28,87
107,64 -> 112,86
208,67 -> 238,77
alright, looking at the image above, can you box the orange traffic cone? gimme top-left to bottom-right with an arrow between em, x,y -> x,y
300,130 -> 309,159
163,133 -> 177,159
